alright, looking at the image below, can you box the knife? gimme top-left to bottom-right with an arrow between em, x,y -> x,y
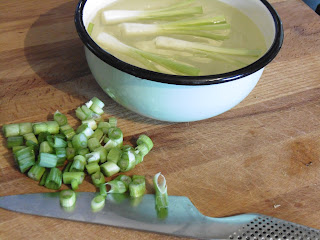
0,192 -> 319,239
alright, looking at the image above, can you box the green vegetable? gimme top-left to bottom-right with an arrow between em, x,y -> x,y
38,153 -> 58,168
153,172 -> 168,210
6,136 -> 24,148
72,133 -> 88,149
107,180 -> 127,193
54,110 -> 68,126
129,175 -> 146,198
91,194 -> 105,212
60,189 -> 76,208
62,172 -> 85,190
100,162 -> 120,177
91,171 -> 105,187
45,167 -> 62,190
27,164 -> 46,181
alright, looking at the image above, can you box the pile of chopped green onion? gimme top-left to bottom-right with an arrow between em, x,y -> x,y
2,97 -> 153,192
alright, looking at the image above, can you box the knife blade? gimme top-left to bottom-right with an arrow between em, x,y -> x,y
0,192 -> 319,239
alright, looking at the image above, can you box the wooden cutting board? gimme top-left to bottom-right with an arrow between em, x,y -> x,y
0,0 -> 319,239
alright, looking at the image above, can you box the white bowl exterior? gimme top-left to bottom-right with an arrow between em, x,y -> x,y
85,47 -> 263,122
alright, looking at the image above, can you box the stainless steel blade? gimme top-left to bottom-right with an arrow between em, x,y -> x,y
0,193 -> 319,239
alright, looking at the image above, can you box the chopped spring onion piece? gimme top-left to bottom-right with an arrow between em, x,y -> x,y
96,32 -> 200,76
14,146 -> 35,173
108,127 -> 123,141
107,147 -> 122,164
82,119 -> 97,130
109,117 -> 117,128
70,155 -> 86,172
39,141 -> 54,153
63,161 -> 72,173
72,133 -> 88,149
6,136 -> 24,148
87,22 -> 94,35
114,174 -> 132,189
12,146 -> 26,154
75,107 -> 87,121
90,103 -> 104,115
54,110 -> 68,126
60,189 -> 76,208
100,161 -> 120,177
101,0 -> 202,25
44,167 -> 62,190
60,124 -> 76,140
91,97 -> 105,109
47,135 -> 67,148
99,183 -> 107,197
137,134 -> 153,151
91,194 -> 105,212
90,128 -> 104,141
129,175 -> 146,198
93,146 -> 107,163
155,36 -> 262,57
39,169 -> 49,186
106,180 -> 127,193
27,164 -> 46,181
86,162 -> 100,175
46,121 -> 60,134
77,147 -> 90,156
19,122 -> 33,135
2,123 -> 20,137
63,172 -> 85,190
135,143 -> 149,157
134,151 -> 144,165
98,121 -> 111,134
24,132 -> 38,145
37,132 -> 51,144
153,172 -> 168,210
77,124 -> 94,138
66,147 -> 76,160
91,171 -> 106,187
86,151 -> 100,164
38,153 -> 58,168
88,138 -> 101,152
118,149 -> 136,172
33,122 -> 47,135
56,147 -> 67,166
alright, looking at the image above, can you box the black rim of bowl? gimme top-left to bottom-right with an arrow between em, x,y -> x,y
75,0 -> 284,86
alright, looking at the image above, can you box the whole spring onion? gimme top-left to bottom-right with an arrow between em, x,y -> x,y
101,0 -> 201,25
96,32 -> 200,76
153,172 -> 168,211
60,189 -> 76,208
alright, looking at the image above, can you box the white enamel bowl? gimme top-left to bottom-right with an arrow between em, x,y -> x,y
75,0 -> 283,122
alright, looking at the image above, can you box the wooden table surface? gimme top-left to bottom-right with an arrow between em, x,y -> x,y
1,0 -> 320,239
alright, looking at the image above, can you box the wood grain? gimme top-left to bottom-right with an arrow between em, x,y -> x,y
1,0 -> 320,239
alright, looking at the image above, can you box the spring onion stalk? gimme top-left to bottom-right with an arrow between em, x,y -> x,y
153,172 -> 168,211
91,194 -> 105,212
39,168 -> 49,186
75,107 -> 87,121
129,175 -> 146,198
96,32 -> 200,76
90,128 -> 104,141
137,134 -> 153,151
2,123 -> 20,137
106,180 -> 127,193
63,172 -> 85,190
101,0 -> 202,25
38,153 -> 58,168
121,21 -> 230,40
87,22 -> 94,35
99,183 -> 107,197
114,174 -> 132,189
46,121 -> 60,134
86,151 -> 100,164
107,147 -> 122,164
135,143 -> 149,157
56,147 -> 67,166
86,162 -> 100,175
98,121 -> 111,134
118,150 -> 136,172
6,136 -> 24,148
60,189 -> 76,208
70,155 -> 86,172
72,133 -> 88,149
108,117 -> 117,128
82,119 -> 97,131
122,145 -> 134,152
39,141 -> 54,153
18,157 -> 36,173
66,147 -> 76,160
155,36 -> 262,57
54,110 -> 68,126
88,138 -> 101,152
46,135 -> 67,148
60,124 -> 76,140
94,146 -> 108,163
44,167 -> 62,190
77,148 -> 90,156
23,132 -> 38,144
37,132 -> 51,143
91,171 -> 106,187
14,146 -> 35,173
27,164 -> 46,181
33,122 -> 47,135
100,161 -> 120,177
134,151 -> 144,165
90,103 -> 104,115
